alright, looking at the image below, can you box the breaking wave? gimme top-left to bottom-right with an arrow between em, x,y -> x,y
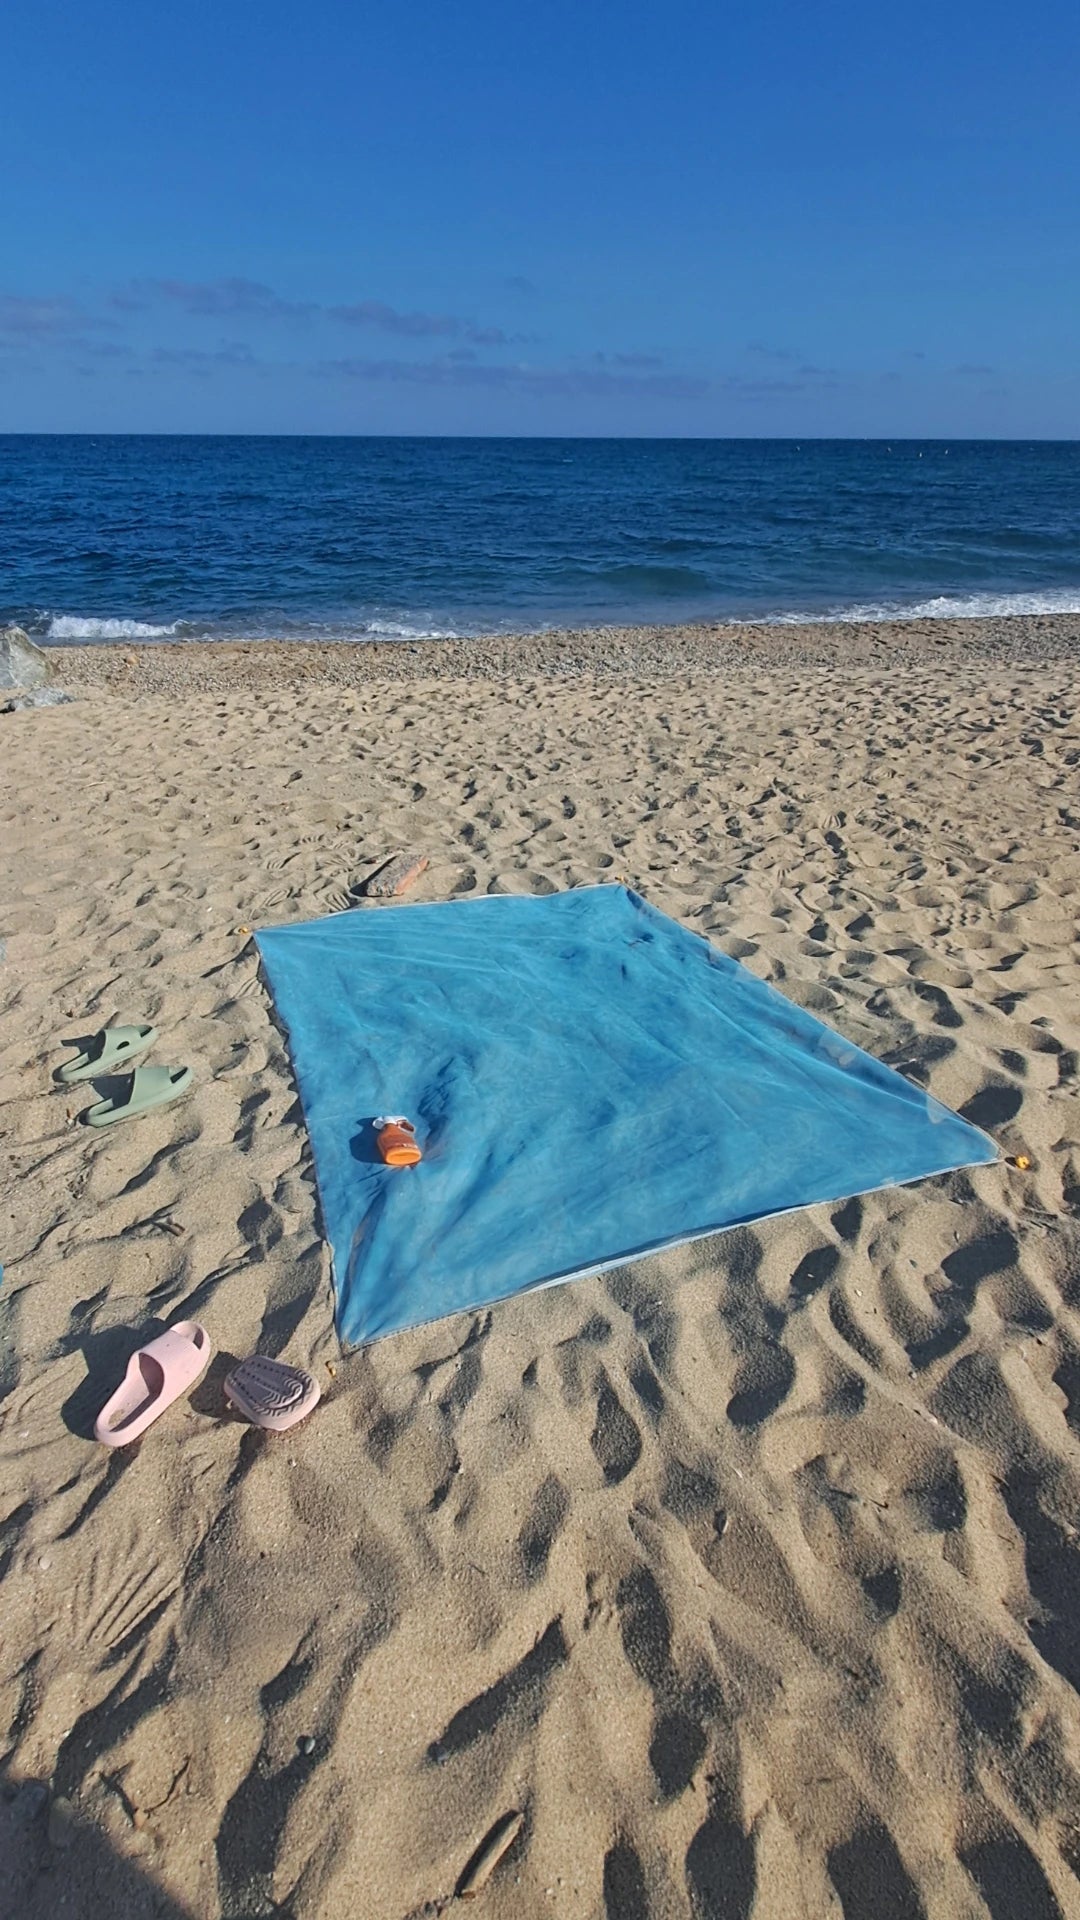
766,588 -> 1080,626
360,619 -> 462,640
44,614 -> 189,642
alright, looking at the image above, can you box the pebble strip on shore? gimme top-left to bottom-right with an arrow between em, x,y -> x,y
50,612 -> 1080,696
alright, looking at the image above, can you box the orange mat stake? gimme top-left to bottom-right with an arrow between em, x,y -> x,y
376,1116 -> 423,1167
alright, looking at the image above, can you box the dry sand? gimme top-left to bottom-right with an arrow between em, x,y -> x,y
2,618 -> 1080,1920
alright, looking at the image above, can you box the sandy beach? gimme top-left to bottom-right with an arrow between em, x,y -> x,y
3,614 -> 1080,1920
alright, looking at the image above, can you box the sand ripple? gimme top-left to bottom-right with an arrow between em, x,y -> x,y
2,638 -> 1080,1917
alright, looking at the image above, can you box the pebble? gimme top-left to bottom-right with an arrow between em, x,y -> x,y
298,1735 -> 316,1756
12,1780 -> 49,1822
3,687 -> 77,711
50,613 -> 1080,702
47,1797 -> 77,1848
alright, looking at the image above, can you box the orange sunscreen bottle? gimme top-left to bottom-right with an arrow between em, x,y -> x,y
376,1116 -> 422,1167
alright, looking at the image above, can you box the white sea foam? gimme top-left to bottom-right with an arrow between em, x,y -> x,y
36,590 -> 1080,646
361,619 -> 462,640
41,612 -> 464,644
881,588 -> 1080,620
771,588 -> 1080,625
45,615 -> 184,641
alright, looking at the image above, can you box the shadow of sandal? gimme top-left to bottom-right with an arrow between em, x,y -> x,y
51,1033 -> 105,1085
188,1350 -> 240,1418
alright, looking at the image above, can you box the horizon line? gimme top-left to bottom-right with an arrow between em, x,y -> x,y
2,430 -> 1079,444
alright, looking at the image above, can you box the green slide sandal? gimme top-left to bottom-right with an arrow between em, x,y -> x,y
85,1064 -> 193,1127
59,1024 -> 158,1084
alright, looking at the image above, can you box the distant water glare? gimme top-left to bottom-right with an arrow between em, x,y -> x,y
3,435 -> 1079,644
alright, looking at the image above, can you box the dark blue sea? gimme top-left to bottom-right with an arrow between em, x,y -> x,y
2,436 -> 1079,644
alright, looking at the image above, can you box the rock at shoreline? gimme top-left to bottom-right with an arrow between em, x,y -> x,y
3,687 -> 75,712
0,626 -> 50,691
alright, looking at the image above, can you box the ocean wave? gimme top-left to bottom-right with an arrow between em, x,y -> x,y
786,588 -> 1080,625
45,614 -> 188,642
556,562 -> 714,596
35,611 -> 465,645
360,620 -> 462,640
27,587 -> 1080,647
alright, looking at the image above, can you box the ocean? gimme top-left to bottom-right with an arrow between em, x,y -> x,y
3,435 -> 1080,645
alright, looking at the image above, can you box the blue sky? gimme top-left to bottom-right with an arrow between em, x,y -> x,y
3,0 -> 1078,435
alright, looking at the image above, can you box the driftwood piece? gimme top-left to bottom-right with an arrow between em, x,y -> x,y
361,850 -> 429,898
457,1810 -> 524,1898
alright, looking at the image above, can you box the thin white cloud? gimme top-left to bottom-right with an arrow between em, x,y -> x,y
318,355 -> 707,399
0,293 -> 85,339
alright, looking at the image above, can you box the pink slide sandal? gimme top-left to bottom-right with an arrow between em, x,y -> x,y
223,1355 -> 320,1432
94,1321 -> 211,1447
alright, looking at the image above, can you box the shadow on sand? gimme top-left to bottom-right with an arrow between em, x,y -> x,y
3,1771 -> 213,1920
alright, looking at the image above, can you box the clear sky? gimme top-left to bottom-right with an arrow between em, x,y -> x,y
3,0 -> 1077,436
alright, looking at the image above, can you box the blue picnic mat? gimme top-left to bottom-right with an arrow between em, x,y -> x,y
256,886 -> 996,1347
